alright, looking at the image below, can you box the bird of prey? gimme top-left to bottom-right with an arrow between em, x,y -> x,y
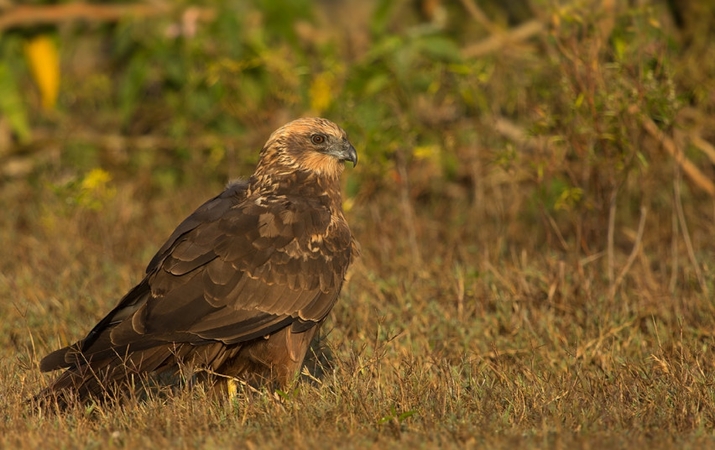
38,117 -> 358,404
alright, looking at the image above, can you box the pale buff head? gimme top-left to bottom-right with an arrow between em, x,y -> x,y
256,118 -> 358,180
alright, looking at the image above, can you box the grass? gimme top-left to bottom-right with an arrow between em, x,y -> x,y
1,161 -> 714,448
2,0 -> 715,448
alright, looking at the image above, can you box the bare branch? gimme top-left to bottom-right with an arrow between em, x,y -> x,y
612,206 -> 648,296
607,187 -> 617,297
691,135 -> 715,165
629,105 -> 715,197
462,20 -> 544,59
457,0 -> 499,34
674,172 -> 709,294
0,3 -> 214,31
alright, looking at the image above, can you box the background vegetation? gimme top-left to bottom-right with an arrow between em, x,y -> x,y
2,0 -> 715,448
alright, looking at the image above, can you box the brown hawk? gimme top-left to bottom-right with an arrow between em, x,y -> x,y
38,117 -> 358,403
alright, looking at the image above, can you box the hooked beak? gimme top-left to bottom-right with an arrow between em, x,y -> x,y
332,141 -> 358,167
344,143 -> 358,167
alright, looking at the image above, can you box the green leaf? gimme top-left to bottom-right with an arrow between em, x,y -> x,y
371,0 -> 397,37
0,63 -> 31,143
397,409 -> 417,422
418,36 -> 463,63
364,73 -> 391,96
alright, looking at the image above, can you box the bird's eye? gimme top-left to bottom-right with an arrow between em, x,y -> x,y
311,134 -> 326,145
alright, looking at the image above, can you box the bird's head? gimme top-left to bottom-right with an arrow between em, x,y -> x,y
256,118 -> 358,181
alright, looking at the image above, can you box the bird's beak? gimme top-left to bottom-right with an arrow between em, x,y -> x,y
343,142 -> 358,167
332,141 -> 358,167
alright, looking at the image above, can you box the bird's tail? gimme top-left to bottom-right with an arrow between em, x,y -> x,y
33,341 -> 245,409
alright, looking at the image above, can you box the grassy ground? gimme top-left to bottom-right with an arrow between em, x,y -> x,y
2,155 -> 714,449
2,1 -> 715,448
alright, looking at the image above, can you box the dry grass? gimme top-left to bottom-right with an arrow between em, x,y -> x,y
1,161 -> 714,449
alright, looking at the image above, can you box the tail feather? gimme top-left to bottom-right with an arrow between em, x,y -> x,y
35,341 -> 246,408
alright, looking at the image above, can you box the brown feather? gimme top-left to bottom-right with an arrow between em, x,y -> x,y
37,118 -> 357,406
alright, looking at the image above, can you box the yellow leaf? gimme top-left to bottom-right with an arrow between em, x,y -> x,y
309,72 -> 334,114
342,197 -> 355,213
24,35 -> 60,110
226,379 -> 238,400
574,92 -> 585,108
81,168 -> 112,191
78,169 -> 116,210
554,187 -> 583,212
413,145 -> 440,162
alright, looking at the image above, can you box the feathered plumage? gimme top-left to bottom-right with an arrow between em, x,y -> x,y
38,117 -> 358,403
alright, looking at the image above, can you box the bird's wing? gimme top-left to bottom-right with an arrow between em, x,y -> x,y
40,181 -> 353,371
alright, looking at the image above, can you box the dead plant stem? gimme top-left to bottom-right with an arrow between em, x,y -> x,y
458,0 -> 499,33
612,206 -> 648,297
396,151 -> 422,267
607,187 -> 618,297
669,196 -> 679,293
673,171 -> 709,294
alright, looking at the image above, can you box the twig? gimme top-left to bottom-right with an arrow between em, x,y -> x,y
673,171 -> 709,294
462,19 -> 544,59
579,250 -> 606,267
543,207 -> 569,252
396,150 -> 422,267
629,105 -> 715,197
607,187 -> 617,295
576,320 -> 634,359
457,0 -> 499,34
611,206 -> 648,296
669,195 -> 678,293
195,368 -> 263,395
690,135 -> 715,165
7,129 -> 239,154
470,145 -> 485,233
482,260 -> 517,296
1,131 -> 242,178
300,366 -> 322,385
493,116 -> 551,153
493,116 -> 530,144
453,263 -> 465,322
0,3 -> 215,31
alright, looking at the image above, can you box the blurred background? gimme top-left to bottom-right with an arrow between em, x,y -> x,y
2,0 -> 715,442
2,0 -> 713,298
